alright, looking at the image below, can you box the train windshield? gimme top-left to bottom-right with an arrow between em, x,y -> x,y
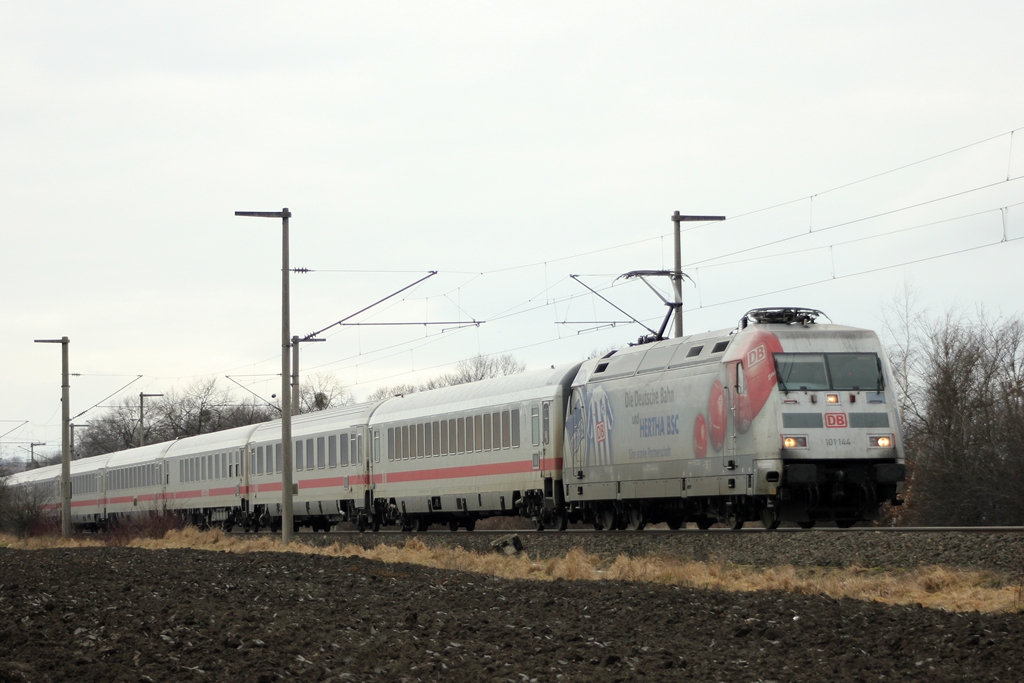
774,353 -> 883,392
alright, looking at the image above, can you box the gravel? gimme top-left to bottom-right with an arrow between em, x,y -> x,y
301,528 -> 1024,577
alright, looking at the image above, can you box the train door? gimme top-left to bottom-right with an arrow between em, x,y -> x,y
566,388 -> 585,478
531,405 -> 541,469
367,427 -> 379,513
726,361 -> 747,459
240,447 -> 250,514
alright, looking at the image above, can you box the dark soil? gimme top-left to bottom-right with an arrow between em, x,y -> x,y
2,541 -> 1024,682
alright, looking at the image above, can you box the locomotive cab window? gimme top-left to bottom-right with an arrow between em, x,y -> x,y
775,352 -> 883,392
826,353 -> 884,391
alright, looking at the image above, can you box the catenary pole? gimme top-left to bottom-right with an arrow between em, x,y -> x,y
670,212 -> 726,338
34,337 -> 71,538
235,208 -> 294,545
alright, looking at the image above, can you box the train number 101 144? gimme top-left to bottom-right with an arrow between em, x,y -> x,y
825,438 -> 852,446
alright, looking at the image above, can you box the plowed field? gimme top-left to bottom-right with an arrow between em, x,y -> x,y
2,542 -> 1023,682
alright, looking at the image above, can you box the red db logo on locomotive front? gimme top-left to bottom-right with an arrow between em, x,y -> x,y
747,344 -> 767,368
825,413 -> 848,428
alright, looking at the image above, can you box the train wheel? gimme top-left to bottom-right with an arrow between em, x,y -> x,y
371,517 -> 381,533
760,507 -> 780,530
696,517 -> 714,530
797,520 -> 815,529
448,519 -> 459,532
534,519 -> 545,532
357,517 -> 367,533
627,508 -> 646,531
599,508 -> 618,531
835,518 -> 856,528
553,512 -> 568,532
463,518 -> 476,532
726,508 -> 743,531
414,516 -> 430,532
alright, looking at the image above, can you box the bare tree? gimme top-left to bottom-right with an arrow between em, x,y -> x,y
221,399 -> 278,429
366,383 -> 420,402
74,377 -> 277,458
75,395 -> 140,457
881,281 -> 927,428
299,372 -> 355,413
368,353 -> 527,399
0,467 -> 9,531
587,345 -> 619,360
893,308 -> 1024,526
422,353 -> 527,390
0,480 -> 53,537
154,378 -> 232,438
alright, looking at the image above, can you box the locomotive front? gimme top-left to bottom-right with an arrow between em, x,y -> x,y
733,309 -> 906,527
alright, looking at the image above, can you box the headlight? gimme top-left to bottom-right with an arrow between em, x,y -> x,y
869,435 -> 893,448
782,436 -> 808,449
826,394 -> 839,404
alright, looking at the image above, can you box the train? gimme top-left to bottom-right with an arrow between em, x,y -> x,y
6,308 -> 906,532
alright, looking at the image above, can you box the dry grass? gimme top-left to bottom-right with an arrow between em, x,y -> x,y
2,530 -> 1020,614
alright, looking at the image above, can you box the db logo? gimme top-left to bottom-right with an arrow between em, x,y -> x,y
747,344 -> 767,368
595,420 -> 607,444
825,413 -> 848,429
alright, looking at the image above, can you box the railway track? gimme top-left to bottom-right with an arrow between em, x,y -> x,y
266,524 -> 1024,575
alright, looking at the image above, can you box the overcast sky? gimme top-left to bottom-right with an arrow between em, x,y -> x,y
3,2 -> 1023,463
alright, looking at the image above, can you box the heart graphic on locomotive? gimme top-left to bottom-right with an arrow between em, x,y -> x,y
724,329 -> 784,433
693,413 -> 708,458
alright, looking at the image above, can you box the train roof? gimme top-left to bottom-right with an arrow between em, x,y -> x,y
6,466 -> 59,485
251,401 -> 382,441
65,454 -> 112,474
370,362 -> 583,423
104,441 -> 178,468
163,423 -> 264,458
576,328 -> 735,384
575,310 -> 883,386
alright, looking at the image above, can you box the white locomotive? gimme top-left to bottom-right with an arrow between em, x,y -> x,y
7,308 -> 905,532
